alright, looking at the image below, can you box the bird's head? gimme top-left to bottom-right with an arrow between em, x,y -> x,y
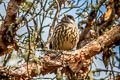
61,14 -> 75,24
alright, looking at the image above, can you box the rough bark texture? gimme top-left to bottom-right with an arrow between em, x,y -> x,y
0,0 -> 22,56
0,25 -> 120,79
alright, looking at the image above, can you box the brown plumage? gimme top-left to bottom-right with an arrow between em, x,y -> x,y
49,15 -> 79,50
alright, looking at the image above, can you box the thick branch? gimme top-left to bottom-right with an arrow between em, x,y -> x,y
77,0 -> 106,48
0,0 -> 22,56
0,24 -> 120,79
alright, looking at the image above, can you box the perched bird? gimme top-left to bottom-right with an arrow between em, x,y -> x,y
49,15 -> 79,50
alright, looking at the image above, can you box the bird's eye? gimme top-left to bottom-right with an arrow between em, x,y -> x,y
67,15 -> 73,19
67,15 -> 75,21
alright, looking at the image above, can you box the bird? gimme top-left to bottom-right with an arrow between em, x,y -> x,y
49,15 -> 79,50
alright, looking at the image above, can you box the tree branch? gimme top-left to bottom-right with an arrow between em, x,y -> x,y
0,24 -> 120,79
0,0 -> 23,56
77,0 -> 106,48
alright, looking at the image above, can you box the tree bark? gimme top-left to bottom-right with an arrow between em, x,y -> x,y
0,25 -> 120,79
0,0 -> 22,56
